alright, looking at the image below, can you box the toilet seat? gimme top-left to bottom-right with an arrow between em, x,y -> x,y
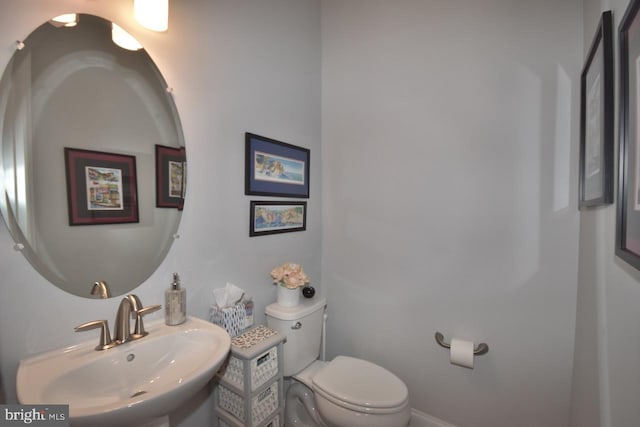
311,356 -> 409,415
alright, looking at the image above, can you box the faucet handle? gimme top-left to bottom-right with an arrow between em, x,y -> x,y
74,319 -> 117,350
138,304 -> 162,316
132,305 -> 162,338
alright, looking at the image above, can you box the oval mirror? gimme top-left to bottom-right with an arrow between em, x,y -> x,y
0,14 -> 185,298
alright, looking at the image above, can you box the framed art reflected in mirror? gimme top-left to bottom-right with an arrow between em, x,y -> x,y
579,10 -> 613,209
156,144 -> 186,209
65,148 -> 139,225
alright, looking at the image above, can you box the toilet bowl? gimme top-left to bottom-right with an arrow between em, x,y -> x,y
287,357 -> 411,427
265,298 -> 411,427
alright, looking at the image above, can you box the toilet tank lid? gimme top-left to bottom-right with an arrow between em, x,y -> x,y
265,297 -> 327,320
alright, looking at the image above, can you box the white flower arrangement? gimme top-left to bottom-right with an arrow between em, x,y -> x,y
270,263 -> 310,289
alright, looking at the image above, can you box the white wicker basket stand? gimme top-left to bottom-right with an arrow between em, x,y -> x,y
214,325 -> 286,427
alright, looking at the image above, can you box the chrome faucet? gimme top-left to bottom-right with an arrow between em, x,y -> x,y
75,294 -> 161,350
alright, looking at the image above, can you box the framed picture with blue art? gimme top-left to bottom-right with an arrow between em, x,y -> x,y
245,133 -> 310,198
250,201 -> 307,236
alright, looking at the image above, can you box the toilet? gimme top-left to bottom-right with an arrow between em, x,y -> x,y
265,297 -> 411,427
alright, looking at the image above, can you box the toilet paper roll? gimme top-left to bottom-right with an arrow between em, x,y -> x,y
450,338 -> 474,369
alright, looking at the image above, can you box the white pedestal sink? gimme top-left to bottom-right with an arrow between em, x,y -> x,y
17,316 -> 231,427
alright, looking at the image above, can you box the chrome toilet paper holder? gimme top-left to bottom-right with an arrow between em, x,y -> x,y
435,332 -> 489,356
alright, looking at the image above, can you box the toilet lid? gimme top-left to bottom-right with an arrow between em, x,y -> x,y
312,356 -> 408,413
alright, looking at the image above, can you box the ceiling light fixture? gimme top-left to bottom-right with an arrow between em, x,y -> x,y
134,0 -> 169,32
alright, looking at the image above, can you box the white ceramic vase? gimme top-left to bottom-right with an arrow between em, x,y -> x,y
277,286 -> 300,307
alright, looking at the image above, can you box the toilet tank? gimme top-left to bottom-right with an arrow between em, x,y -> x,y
265,297 -> 326,376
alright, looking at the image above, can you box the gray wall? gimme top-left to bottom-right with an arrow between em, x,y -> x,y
321,1 -> 582,426
571,0 -> 640,426
0,1 -> 321,426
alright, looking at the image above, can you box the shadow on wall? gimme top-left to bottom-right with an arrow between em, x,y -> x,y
0,338 -> 4,403
0,371 -> 5,404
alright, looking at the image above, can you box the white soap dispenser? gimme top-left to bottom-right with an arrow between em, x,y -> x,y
165,272 -> 186,325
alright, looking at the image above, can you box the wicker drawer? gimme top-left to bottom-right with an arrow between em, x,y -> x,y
217,380 -> 279,426
218,345 -> 279,392
218,412 -> 281,427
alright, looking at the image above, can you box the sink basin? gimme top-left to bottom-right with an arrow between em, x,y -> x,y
17,316 -> 231,427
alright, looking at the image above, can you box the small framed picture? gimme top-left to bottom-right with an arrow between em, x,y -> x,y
155,144 -> 186,209
250,201 -> 307,236
64,148 -> 139,225
579,10 -> 614,209
618,0 -> 640,269
245,133 -> 310,198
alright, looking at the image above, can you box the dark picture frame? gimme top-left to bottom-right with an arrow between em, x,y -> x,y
245,133 -> 310,198
64,148 -> 138,225
249,201 -> 307,237
617,1 -> 640,269
580,10 -> 614,209
155,144 -> 186,209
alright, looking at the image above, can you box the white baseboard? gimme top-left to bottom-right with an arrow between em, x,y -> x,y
410,408 -> 458,427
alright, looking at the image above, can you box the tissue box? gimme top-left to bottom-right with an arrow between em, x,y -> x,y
210,303 -> 247,337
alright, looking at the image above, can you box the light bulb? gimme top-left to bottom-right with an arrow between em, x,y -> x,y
50,13 -> 78,28
111,24 -> 143,51
134,0 -> 169,32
